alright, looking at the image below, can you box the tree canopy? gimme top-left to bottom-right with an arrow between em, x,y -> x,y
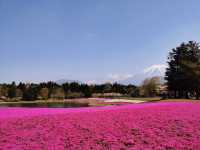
0,81 -> 138,101
165,41 -> 200,99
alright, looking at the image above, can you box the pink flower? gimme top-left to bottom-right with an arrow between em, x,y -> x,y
0,102 -> 200,149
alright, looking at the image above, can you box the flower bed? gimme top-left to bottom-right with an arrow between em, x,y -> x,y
0,102 -> 200,149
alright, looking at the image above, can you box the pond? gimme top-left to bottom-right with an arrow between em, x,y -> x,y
0,101 -> 89,108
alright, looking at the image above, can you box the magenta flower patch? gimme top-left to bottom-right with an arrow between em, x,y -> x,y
0,102 -> 200,149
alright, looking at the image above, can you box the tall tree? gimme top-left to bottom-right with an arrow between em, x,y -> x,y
22,84 -> 38,101
181,41 -> 200,99
80,84 -> 92,98
140,77 -> 161,97
8,82 -> 17,98
165,41 -> 200,99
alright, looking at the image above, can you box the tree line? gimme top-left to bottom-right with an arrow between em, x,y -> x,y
165,41 -> 200,99
0,82 -> 141,101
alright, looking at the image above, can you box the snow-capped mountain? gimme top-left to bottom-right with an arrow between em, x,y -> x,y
119,64 -> 167,85
56,64 -> 167,85
143,64 -> 166,76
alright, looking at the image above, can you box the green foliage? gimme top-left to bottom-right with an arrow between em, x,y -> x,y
39,88 -> 49,100
8,82 -> 17,98
165,41 -> 200,99
69,82 -> 81,92
0,84 -> 8,98
66,92 -> 84,99
112,83 -> 127,94
21,84 -> 39,101
80,84 -> 92,98
0,81 -> 140,101
129,87 -> 140,97
51,88 -> 65,99
140,77 -> 161,97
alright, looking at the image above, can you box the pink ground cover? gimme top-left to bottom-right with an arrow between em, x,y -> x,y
0,102 -> 200,150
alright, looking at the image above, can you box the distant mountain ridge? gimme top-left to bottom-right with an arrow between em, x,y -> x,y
55,79 -> 82,85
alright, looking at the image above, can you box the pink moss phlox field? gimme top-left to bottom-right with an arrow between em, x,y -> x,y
0,102 -> 200,150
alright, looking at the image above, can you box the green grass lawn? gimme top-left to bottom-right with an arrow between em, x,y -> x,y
117,97 -> 161,101
1,97 -> 199,108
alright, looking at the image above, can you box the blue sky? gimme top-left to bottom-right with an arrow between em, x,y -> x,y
1,0 -> 200,83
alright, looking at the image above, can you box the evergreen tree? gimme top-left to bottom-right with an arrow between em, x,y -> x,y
165,41 -> 200,99
181,41 -> 200,99
22,84 -> 38,101
80,84 -> 92,98
8,82 -> 17,98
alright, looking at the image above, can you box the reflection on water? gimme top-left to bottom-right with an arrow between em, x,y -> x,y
0,102 -> 89,108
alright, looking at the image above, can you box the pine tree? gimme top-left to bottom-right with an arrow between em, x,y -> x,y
8,82 -> 17,98
165,41 -> 200,99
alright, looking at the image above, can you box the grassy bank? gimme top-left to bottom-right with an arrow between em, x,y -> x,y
1,97 -> 200,108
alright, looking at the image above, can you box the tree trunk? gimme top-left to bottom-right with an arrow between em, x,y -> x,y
174,91 -> 177,98
185,91 -> 189,99
196,90 -> 199,100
